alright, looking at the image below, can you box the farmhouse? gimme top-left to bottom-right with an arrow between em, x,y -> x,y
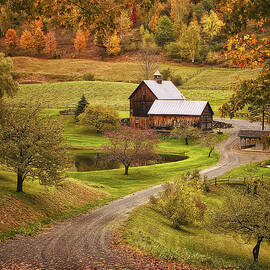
129,71 -> 214,130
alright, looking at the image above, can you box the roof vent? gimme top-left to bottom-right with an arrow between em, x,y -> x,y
153,70 -> 162,84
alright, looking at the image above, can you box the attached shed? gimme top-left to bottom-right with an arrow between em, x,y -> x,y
129,71 -> 214,130
238,130 -> 270,150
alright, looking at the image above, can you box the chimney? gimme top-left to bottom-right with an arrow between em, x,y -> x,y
153,70 -> 162,84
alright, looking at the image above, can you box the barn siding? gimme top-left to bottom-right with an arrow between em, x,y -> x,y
149,115 -> 200,129
130,115 -> 149,129
199,104 -> 213,130
130,83 -> 156,117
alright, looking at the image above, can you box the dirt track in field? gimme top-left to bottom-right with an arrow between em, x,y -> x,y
0,119 -> 269,270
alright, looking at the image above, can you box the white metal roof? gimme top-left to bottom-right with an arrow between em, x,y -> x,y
143,80 -> 185,100
148,100 -> 209,115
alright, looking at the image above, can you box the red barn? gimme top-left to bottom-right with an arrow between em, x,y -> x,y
129,71 -> 214,130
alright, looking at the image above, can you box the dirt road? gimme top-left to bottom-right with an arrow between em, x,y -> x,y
0,119 -> 269,269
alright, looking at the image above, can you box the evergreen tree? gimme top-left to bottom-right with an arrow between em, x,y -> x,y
154,16 -> 175,47
75,95 -> 89,120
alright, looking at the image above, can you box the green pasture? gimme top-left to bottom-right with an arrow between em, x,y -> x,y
4,81 -> 233,116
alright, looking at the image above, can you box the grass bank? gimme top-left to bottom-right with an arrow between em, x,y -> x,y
120,160 -> 270,269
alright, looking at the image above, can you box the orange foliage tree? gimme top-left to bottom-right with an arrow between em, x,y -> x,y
20,30 -> 35,53
45,32 -> 57,56
74,29 -> 88,56
32,27 -> 46,55
5,29 -> 18,53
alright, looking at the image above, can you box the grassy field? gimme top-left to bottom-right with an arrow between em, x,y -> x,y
4,81 -> 233,116
12,57 -> 260,87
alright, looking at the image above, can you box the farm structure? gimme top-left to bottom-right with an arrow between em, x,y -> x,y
238,130 -> 270,150
129,71 -> 214,130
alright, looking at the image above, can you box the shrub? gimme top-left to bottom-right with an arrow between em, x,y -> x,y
82,73 -> 95,81
171,74 -> 183,86
205,51 -> 219,64
150,172 -> 206,229
160,68 -> 171,80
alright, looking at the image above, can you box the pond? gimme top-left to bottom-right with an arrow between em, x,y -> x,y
73,152 -> 188,172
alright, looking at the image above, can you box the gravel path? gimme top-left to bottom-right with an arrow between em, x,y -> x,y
0,119 -> 269,270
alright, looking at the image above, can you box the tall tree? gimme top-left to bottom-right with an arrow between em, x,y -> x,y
180,16 -> 201,62
139,28 -> 158,80
206,182 -> 270,263
220,68 -> 270,130
74,29 -> 87,57
105,31 -> 121,56
0,105 -> 69,193
20,30 -> 35,53
104,127 -> 158,175
0,53 -> 18,99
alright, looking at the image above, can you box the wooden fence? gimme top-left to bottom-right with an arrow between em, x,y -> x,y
204,176 -> 270,186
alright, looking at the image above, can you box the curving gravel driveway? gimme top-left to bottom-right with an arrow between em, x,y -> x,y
0,119 -> 269,270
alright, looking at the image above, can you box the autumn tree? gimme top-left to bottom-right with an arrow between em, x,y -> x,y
150,172 -> 206,229
20,30 -> 35,53
171,122 -> 201,145
74,95 -> 89,120
74,29 -> 87,56
0,53 -> 18,99
217,0 -> 270,68
104,127 -> 158,175
5,29 -> 18,53
79,104 -> 120,133
206,183 -> 270,263
202,10 -> 224,41
154,16 -> 175,47
45,31 -> 57,57
220,68 -> 270,130
105,31 -> 121,56
0,105 -> 69,193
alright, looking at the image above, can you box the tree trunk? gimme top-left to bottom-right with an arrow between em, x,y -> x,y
16,168 -> 24,192
185,137 -> 188,145
253,236 -> 264,263
124,165 -> 129,175
208,147 -> 213,158
262,109 -> 265,131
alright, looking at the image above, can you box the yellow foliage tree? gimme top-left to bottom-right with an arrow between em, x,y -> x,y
33,27 -> 46,55
202,10 -> 224,40
105,32 -> 121,56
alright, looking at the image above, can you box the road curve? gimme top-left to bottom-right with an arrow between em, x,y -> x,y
0,119 -> 269,269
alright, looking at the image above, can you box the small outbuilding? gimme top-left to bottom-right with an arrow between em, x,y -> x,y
129,71 -> 214,130
238,130 -> 270,150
